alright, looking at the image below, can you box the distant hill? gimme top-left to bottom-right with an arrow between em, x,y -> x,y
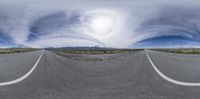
47,47 -> 120,51
15,44 -> 29,48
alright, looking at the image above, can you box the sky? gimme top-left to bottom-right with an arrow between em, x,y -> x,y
0,0 -> 200,48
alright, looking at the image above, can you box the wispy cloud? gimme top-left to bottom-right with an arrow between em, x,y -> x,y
0,0 -> 200,48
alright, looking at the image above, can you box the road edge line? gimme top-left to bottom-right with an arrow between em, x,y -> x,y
0,50 -> 44,86
145,49 -> 200,86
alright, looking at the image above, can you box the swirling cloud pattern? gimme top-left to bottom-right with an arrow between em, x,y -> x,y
0,0 -> 199,48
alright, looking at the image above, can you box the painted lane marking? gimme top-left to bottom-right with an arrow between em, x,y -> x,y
0,50 -> 44,86
145,49 -> 200,86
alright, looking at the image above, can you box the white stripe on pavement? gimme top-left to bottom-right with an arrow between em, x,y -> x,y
145,49 -> 200,86
0,50 -> 44,86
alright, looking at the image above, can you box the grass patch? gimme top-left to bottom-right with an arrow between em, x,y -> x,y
0,48 -> 39,54
55,49 -> 143,54
154,49 -> 200,54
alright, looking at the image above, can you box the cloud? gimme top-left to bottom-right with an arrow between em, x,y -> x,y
132,35 -> 200,48
0,32 -> 14,48
136,5 -> 200,38
26,37 -> 101,48
0,0 -> 200,48
131,4 -> 200,48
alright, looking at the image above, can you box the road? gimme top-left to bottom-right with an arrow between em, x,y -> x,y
147,50 -> 200,83
0,50 -> 42,82
0,50 -> 200,99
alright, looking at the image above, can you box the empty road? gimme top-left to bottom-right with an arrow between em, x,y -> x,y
0,50 -> 200,99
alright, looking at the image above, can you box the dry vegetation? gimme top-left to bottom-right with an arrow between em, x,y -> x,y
0,48 -> 39,54
154,49 -> 200,54
55,49 -> 143,54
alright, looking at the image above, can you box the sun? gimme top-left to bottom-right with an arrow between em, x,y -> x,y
83,10 -> 119,39
90,15 -> 114,35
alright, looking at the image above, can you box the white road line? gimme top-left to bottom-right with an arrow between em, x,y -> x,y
145,49 -> 200,86
0,50 -> 44,86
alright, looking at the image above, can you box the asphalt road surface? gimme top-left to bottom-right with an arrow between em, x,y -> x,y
0,50 -> 200,99
147,50 -> 200,82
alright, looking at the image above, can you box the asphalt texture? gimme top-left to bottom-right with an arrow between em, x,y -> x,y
0,50 -> 42,82
0,50 -> 200,99
148,50 -> 200,82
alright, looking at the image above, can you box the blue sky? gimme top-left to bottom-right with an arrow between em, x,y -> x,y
131,36 -> 200,48
0,0 -> 200,48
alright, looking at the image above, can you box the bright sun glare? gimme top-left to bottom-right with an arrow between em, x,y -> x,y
90,15 -> 114,35
84,10 -> 118,39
